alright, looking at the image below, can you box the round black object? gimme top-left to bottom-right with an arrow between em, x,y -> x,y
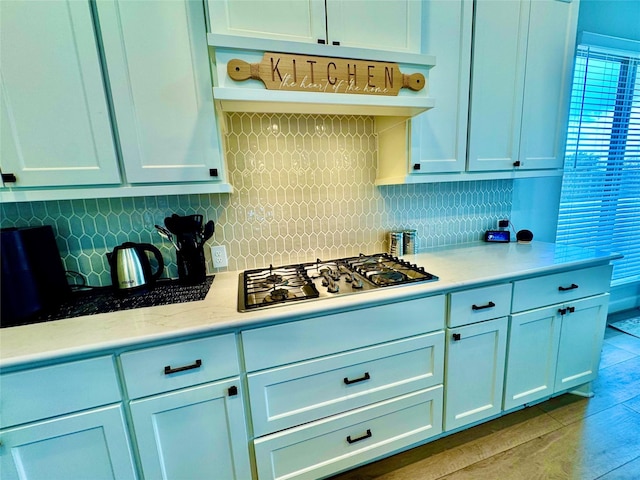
516,229 -> 534,243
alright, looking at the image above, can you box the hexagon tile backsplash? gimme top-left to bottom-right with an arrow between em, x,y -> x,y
0,113 -> 512,286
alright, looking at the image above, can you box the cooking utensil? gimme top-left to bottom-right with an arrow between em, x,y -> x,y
155,224 -> 181,251
164,215 -> 182,235
201,220 -> 215,244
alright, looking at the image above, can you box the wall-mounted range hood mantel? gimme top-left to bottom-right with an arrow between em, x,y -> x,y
208,34 -> 436,117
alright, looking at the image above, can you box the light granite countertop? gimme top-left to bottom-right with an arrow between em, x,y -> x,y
0,241 -> 621,369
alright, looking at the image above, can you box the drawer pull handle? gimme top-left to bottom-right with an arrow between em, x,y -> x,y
344,372 -> 371,385
558,283 -> 578,291
452,333 -> 462,341
472,301 -> 496,311
346,429 -> 372,444
568,306 -> 575,313
164,359 -> 202,375
558,308 -> 567,315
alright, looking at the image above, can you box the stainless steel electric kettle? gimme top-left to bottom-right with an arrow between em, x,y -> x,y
107,242 -> 164,291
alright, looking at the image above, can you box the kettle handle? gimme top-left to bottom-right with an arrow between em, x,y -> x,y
138,243 -> 164,282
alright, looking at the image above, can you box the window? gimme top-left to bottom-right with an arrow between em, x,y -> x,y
556,42 -> 640,284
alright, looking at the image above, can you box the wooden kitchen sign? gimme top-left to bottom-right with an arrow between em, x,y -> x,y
227,52 -> 425,96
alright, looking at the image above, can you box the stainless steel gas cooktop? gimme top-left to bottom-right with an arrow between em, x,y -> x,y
238,253 -> 438,312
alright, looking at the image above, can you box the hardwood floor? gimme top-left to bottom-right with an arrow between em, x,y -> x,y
329,310 -> 640,480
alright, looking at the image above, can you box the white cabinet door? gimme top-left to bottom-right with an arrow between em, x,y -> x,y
444,317 -> 508,431
0,405 -> 136,480
409,0 -> 472,173
325,0 -> 421,53
130,379 -> 251,480
96,0 -> 225,184
207,0 -> 421,54
504,305 -> 562,410
555,294 -> 609,392
519,0 -> 579,170
207,0 -> 326,44
467,0 -> 528,172
467,0 -> 578,172
0,0 -> 120,188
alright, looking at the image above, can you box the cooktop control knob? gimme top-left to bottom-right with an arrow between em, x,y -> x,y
352,278 -> 364,289
327,279 -> 339,293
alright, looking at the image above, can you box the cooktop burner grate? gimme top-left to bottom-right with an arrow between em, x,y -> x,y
242,265 -> 320,310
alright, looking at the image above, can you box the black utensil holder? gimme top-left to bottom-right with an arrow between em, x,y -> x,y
177,246 -> 206,284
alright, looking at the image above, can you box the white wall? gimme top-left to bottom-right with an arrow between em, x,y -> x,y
510,176 -> 562,243
577,0 -> 640,41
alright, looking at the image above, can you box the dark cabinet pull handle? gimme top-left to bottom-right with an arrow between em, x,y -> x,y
452,333 -> 461,341
317,39 -> 326,44
413,163 -> 421,170
513,160 -> 521,167
344,372 -> 371,385
558,308 -> 567,315
346,429 -> 372,444
472,301 -> 496,311
2,173 -> 17,183
164,359 -> 202,375
332,41 -> 341,46
228,385 -> 238,396
558,283 -> 578,291
209,168 -> 218,177
568,306 -> 575,313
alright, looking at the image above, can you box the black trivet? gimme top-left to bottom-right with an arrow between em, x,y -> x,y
2,276 -> 214,328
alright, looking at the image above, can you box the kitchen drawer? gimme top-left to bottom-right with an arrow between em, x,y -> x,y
119,334 -> 239,399
512,264 -> 613,313
242,295 -> 445,371
248,332 -> 444,437
448,283 -> 512,327
254,386 -> 443,480
0,356 -> 121,428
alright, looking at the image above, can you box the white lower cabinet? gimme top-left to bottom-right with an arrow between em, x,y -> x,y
0,356 -> 136,480
254,387 -> 443,480
444,317 -> 509,431
503,307 -> 562,410
555,294 -> 609,392
119,334 -> 251,480
129,379 -> 251,480
243,296 -> 446,479
504,294 -> 609,410
0,405 -> 136,480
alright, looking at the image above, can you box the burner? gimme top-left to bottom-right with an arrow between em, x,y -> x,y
370,270 -> 408,285
265,288 -> 292,303
265,273 -> 284,284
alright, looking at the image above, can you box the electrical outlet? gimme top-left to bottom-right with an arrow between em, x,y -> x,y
210,245 -> 228,268
498,219 -> 509,229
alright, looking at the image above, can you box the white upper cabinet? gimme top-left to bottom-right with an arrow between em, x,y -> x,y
323,0 -> 421,53
376,0 -> 473,183
467,0 -> 579,172
206,0 -> 422,54
207,0 -> 326,44
96,0 -> 224,184
467,0 -> 527,172
1,0 -> 230,202
0,0 -> 120,188
520,0 -> 580,170
408,0 -> 472,173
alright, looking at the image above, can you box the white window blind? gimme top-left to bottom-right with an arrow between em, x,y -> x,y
556,44 -> 640,284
